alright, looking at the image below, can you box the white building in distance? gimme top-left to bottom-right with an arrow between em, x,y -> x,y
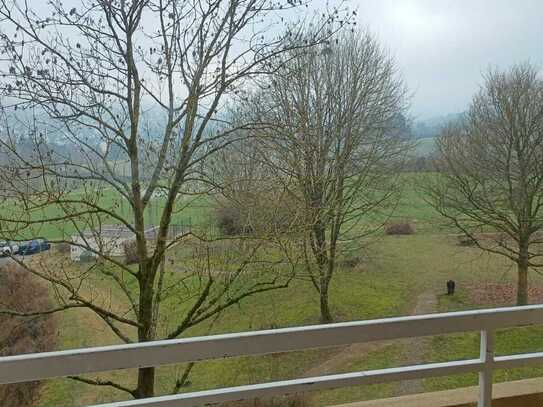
70,225 -> 160,262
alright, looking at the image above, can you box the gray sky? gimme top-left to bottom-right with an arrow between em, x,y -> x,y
24,0 -> 543,120
352,0 -> 543,119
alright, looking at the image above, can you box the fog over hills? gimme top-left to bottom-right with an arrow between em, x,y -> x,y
411,112 -> 464,139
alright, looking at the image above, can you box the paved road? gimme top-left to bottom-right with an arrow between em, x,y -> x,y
0,255 -> 30,267
0,256 -> 14,266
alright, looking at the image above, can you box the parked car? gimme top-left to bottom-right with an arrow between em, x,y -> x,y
0,240 -> 19,257
18,239 -> 51,256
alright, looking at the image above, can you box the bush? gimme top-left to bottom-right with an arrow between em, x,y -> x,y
123,240 -> 139,264
0,264 -> 56,407
339,255 -> 364,269
384,222 -> 415,235
215,204 -> 252,236
457,236 -> 477,246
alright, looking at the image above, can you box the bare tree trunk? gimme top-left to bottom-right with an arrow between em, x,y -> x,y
319,274 -> 333,324
313,222 -> 334,323
136,368 -> 155,399
137,264 -> 157,398
517,240 -> 530,306
320,235 -> 339,324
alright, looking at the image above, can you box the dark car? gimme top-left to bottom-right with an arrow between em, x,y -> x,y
18,239 -> 51,256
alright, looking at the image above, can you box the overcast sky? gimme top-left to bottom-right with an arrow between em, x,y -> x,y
23,0 -> 543,121
351,0 -> 543,120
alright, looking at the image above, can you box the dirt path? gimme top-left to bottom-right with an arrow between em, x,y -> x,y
303,340 -> 393,378
303,291 -> 438,393
394,291 -> 438,395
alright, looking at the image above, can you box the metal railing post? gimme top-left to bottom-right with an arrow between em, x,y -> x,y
478,329 -> 495,407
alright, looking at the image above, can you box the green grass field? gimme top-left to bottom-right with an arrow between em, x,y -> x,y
414,137 -> 437,156
27,172 -> 543,406
0,187 -> 212,240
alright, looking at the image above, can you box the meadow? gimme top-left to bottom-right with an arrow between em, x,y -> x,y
28,173 -> 543,406
0,187 -> 212,241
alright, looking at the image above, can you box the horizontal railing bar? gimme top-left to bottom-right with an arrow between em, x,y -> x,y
89,359 -> 484,407
2,305 -> 543,385
494,351 -> 543,369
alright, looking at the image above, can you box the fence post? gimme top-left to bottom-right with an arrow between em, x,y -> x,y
478,329 -> 495,407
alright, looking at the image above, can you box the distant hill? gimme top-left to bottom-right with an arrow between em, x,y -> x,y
412,113 -> 464,139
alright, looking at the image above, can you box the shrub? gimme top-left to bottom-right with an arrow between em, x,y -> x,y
385,222 -> 415,235
123,240 -> 139,264
457,236 -> 477,246
339,255 -> 364,269
215,204 -> 252,236
0,264 -> 56,407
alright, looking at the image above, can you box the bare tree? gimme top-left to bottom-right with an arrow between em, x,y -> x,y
239,30 -> 409,322
424,63 -> 543,306
0,0 -> 348,400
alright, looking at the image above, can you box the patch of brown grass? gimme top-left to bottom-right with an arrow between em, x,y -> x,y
384,222 -> 415,235
0,264 -> 56,407
467,281 -> 543,306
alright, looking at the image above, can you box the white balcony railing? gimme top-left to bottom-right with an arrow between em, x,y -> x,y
3,305 -> 543,407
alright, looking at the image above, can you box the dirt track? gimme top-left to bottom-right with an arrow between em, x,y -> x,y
303,290 -> 439,396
